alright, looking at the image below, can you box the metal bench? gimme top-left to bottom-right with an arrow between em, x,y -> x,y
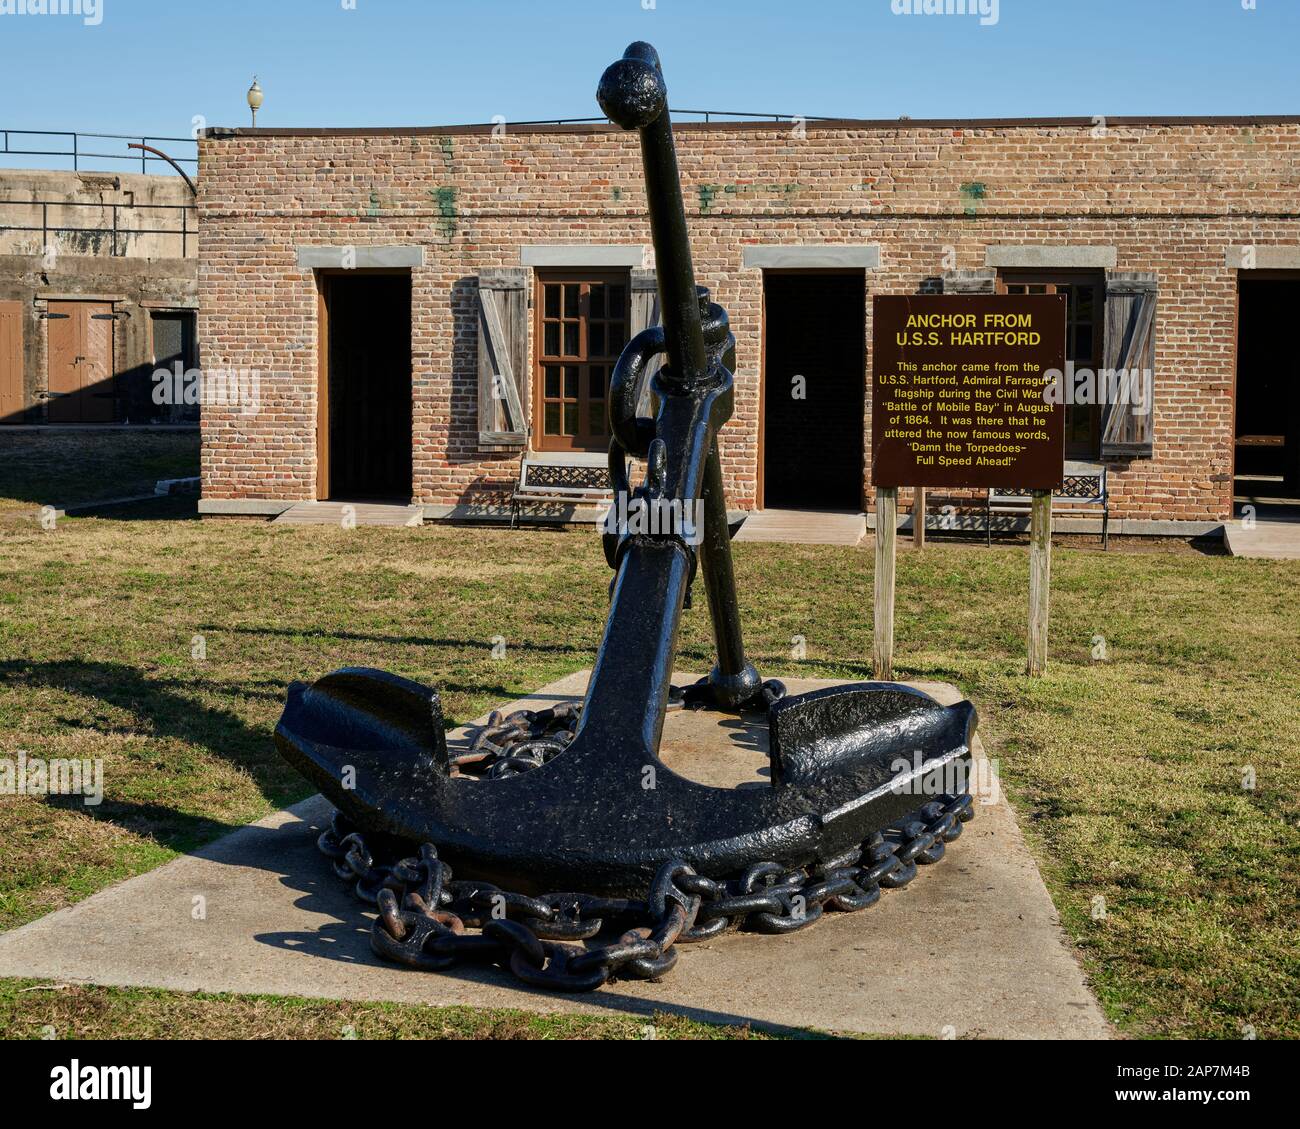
987,467 -> 1110,549
510,455 -> 613,528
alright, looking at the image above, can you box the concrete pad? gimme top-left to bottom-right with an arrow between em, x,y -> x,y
735,510 -> 866,546
0,674 -> 1109,1039
1225,519 -> 1300,560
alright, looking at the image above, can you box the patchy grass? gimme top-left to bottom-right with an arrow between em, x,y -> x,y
0,430 -> 198,516
0,508 -> 1296,1039
0,980 -> 785,1040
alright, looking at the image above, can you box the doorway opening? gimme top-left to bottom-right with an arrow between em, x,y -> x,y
761,272 -> 865,510
318,272 -> 412,501
1236,277 -> 1300,507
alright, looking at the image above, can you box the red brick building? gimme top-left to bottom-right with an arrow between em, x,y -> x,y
196,115 -> 1300,533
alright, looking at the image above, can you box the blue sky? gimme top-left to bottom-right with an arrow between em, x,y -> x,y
1,0 -> 1297,172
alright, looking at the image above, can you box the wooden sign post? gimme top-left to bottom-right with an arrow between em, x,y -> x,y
871,295 -> 1068,680
1026,490 -> 1052,676
874,486 -> 898,679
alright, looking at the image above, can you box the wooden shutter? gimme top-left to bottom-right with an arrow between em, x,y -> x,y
1101,272 -> 1156,459
0,301 -> 23,421
630,269 -> 661,417
477,268 -> 528,449
942,270 -> 997,295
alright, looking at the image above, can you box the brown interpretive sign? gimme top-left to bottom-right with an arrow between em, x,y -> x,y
871,295 -> 1067,490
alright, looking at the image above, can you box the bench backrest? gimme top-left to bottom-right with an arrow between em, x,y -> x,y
519,459 -> 612,495
989,470 -> 1106,507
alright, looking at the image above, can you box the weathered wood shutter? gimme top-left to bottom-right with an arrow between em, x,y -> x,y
1101,272 -> 1157,459
630,269 -> 661,417
477,268 -> 529,449
941,269 -> 997,295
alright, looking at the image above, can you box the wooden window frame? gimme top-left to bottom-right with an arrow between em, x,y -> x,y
532,269 -> 629,453
996,269 -> 1105,461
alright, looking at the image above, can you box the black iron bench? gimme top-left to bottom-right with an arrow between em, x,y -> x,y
987,468 -> 1109,549
510,456 -> 613,528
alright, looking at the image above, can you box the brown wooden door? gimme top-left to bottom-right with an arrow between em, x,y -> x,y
0,301 -> 23,422
47,300 -> 115,423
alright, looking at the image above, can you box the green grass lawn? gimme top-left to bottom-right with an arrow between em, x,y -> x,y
0,496 -> 1296,1039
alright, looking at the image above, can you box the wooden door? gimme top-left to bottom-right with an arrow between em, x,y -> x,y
47,300 -> 115,423
0,301 -> 23,422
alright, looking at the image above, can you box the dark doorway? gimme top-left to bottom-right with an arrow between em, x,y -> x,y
321,273 -> 412,501
1236,278 -> 1300,502
762,273 -> 865,510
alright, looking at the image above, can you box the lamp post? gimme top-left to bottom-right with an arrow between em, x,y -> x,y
247,77 -> 264,128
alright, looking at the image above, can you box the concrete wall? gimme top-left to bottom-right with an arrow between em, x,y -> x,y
196,118 -> 1300,522
0,169 -> 198,423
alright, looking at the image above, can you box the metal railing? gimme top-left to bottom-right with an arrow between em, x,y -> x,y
507,109 -> 837,126
0,199 -> 196,258
0,129 -> 198,175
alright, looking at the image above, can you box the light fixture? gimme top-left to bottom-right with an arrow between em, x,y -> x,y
247,77 -> 264,128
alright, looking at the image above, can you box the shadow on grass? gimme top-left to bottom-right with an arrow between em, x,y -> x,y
201,624 -> 593,657
0,659 -> 303,844
68,496 -> 201,522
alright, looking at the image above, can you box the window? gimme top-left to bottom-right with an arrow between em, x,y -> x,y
997,273 -> 1102,460
534,272 -> 628,451
152,310 -> 197,374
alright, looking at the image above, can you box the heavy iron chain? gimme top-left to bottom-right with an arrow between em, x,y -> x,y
318,703 -> 976,993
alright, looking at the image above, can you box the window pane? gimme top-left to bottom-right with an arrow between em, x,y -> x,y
589,285 -> 605,319
544,402 -> 561,435
1075,324 -> 1095,363
590,401 -> 606,435
589,366 -> 606,398
544,366 -> 559,398
544,285 -> 560,318
608,322 -> 625,354
609,285 -> 626,316
564,403 -> 578,435
589,323 -> 605,357
1075,286 -> 1095,322
544,323 -> 559,356
564,367 -> 578,399
564,285 -> 579,318
564,322 -> 580,356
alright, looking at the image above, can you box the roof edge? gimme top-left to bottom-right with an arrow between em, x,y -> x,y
202,113 -> 1300,140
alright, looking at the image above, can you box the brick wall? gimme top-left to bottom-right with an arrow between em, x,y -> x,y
197,119 -> 1300,521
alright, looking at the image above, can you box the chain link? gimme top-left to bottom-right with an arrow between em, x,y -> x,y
319,704 -> 976,992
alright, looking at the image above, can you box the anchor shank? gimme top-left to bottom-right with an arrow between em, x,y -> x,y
598,42 -> 762,710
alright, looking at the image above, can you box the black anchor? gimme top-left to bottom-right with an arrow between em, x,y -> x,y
276,42 -> 977,896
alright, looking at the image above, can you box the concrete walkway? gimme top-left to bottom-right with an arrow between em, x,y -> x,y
0,675 -> 1109,1039
735,509 -> 866,546
1225,516 -> 1300,560
272,501 -> 423,527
